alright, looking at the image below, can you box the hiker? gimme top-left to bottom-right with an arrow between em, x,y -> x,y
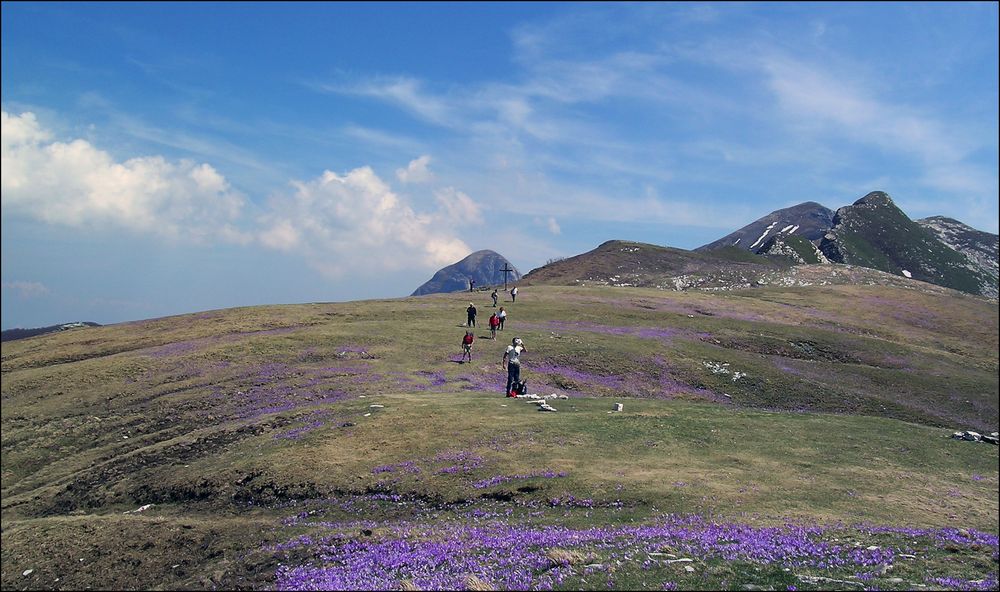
497,307 -> 507,331
491,289 -> 498,307
503,337 -> 526,396
510,286 -> 518,302
466,302 -> 477,327
461,330 -> 475,363
470,278 -> 475,292
488,312 -> 499,340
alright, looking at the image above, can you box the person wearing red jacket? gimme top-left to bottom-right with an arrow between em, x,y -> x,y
461,330 -> 475,363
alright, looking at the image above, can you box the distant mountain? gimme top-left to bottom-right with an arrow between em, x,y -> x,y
698,192 -> 998,299
1,321 -> 101,343
818,192 -> 996,297
695,201 -> 835,253
411,250 -> 522,296
522,240 -> 790,290
916,216 -> 999,299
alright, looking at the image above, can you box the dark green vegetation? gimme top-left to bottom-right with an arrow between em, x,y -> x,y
2,283 -> 997,590
819,192 -> 994,297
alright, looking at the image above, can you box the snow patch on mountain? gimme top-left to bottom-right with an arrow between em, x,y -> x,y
750,222 -> 777,250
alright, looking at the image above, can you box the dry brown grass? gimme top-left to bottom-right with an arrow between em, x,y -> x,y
546,548 -> 589,566
463,574 -> 495,591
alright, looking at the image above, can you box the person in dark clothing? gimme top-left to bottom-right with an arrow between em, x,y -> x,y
491,289 -> 498,307
466,303 -> 477,327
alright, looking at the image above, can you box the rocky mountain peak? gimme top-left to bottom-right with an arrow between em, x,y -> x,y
852,191 -> 894,208
411,250 -> 522,296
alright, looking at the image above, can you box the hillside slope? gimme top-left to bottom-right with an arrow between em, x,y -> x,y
2,285 -> 997,590
522,240 -> 790,290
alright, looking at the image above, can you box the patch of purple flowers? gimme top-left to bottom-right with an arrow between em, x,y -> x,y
272,513 -> 997,591
472,470 -> 568,489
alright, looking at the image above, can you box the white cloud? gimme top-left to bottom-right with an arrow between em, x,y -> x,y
1,110 -> 250,243
1,280 -> 50,299
396,155 -> 435,184
547,217 -> 561,235
534,216 -> 561,235
258,166 -> 474,277
434,186 -> 483,225
758,54 -> 986,181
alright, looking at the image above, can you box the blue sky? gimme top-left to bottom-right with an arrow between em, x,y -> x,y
2,2 -> 998,329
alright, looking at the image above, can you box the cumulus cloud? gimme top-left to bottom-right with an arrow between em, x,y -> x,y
258,166 -> 474,277
1,280 -> 50,299
1,110 -> 250,243
396,154 -> 435,184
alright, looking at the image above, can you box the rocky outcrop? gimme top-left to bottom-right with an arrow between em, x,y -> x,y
916,216 -> 999,299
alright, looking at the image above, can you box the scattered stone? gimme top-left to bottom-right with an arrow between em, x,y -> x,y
613,403 -> 623,412
583,564 -> 604,569
124,503 -> 154,514
684,565 -> 695,572
952,430 -> 994,444
538,403 -> 557,412
888,578 -> 905,584
369,404 -> 384,408
340,422 -> 355,427
866,545 -> 879,551
795,575 -> 863,588
898,553 -> 917,560
665,558 -> 693,563
363,413 -> 371,417
558,395 -> 568,399
22,569 -> 33,577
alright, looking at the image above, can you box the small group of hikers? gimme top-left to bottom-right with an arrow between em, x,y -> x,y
481,285 -> 517,306
458,286 -> 525,396
461,332 -> 526,397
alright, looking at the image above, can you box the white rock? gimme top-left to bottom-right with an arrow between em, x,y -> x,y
538,403 -> 557,412
665,558 -> 693,563
684,565 -> 695,572
369,404 -> 384,408
22,569 -> 33,577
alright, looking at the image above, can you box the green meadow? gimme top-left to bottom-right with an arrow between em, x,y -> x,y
2,284 -> 997,590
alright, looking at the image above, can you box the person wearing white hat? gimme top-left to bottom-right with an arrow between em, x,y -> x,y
466,302 -> 477,327
502,337 -> 527,397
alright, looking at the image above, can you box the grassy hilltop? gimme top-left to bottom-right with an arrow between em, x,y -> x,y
1,283 -> 997,591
